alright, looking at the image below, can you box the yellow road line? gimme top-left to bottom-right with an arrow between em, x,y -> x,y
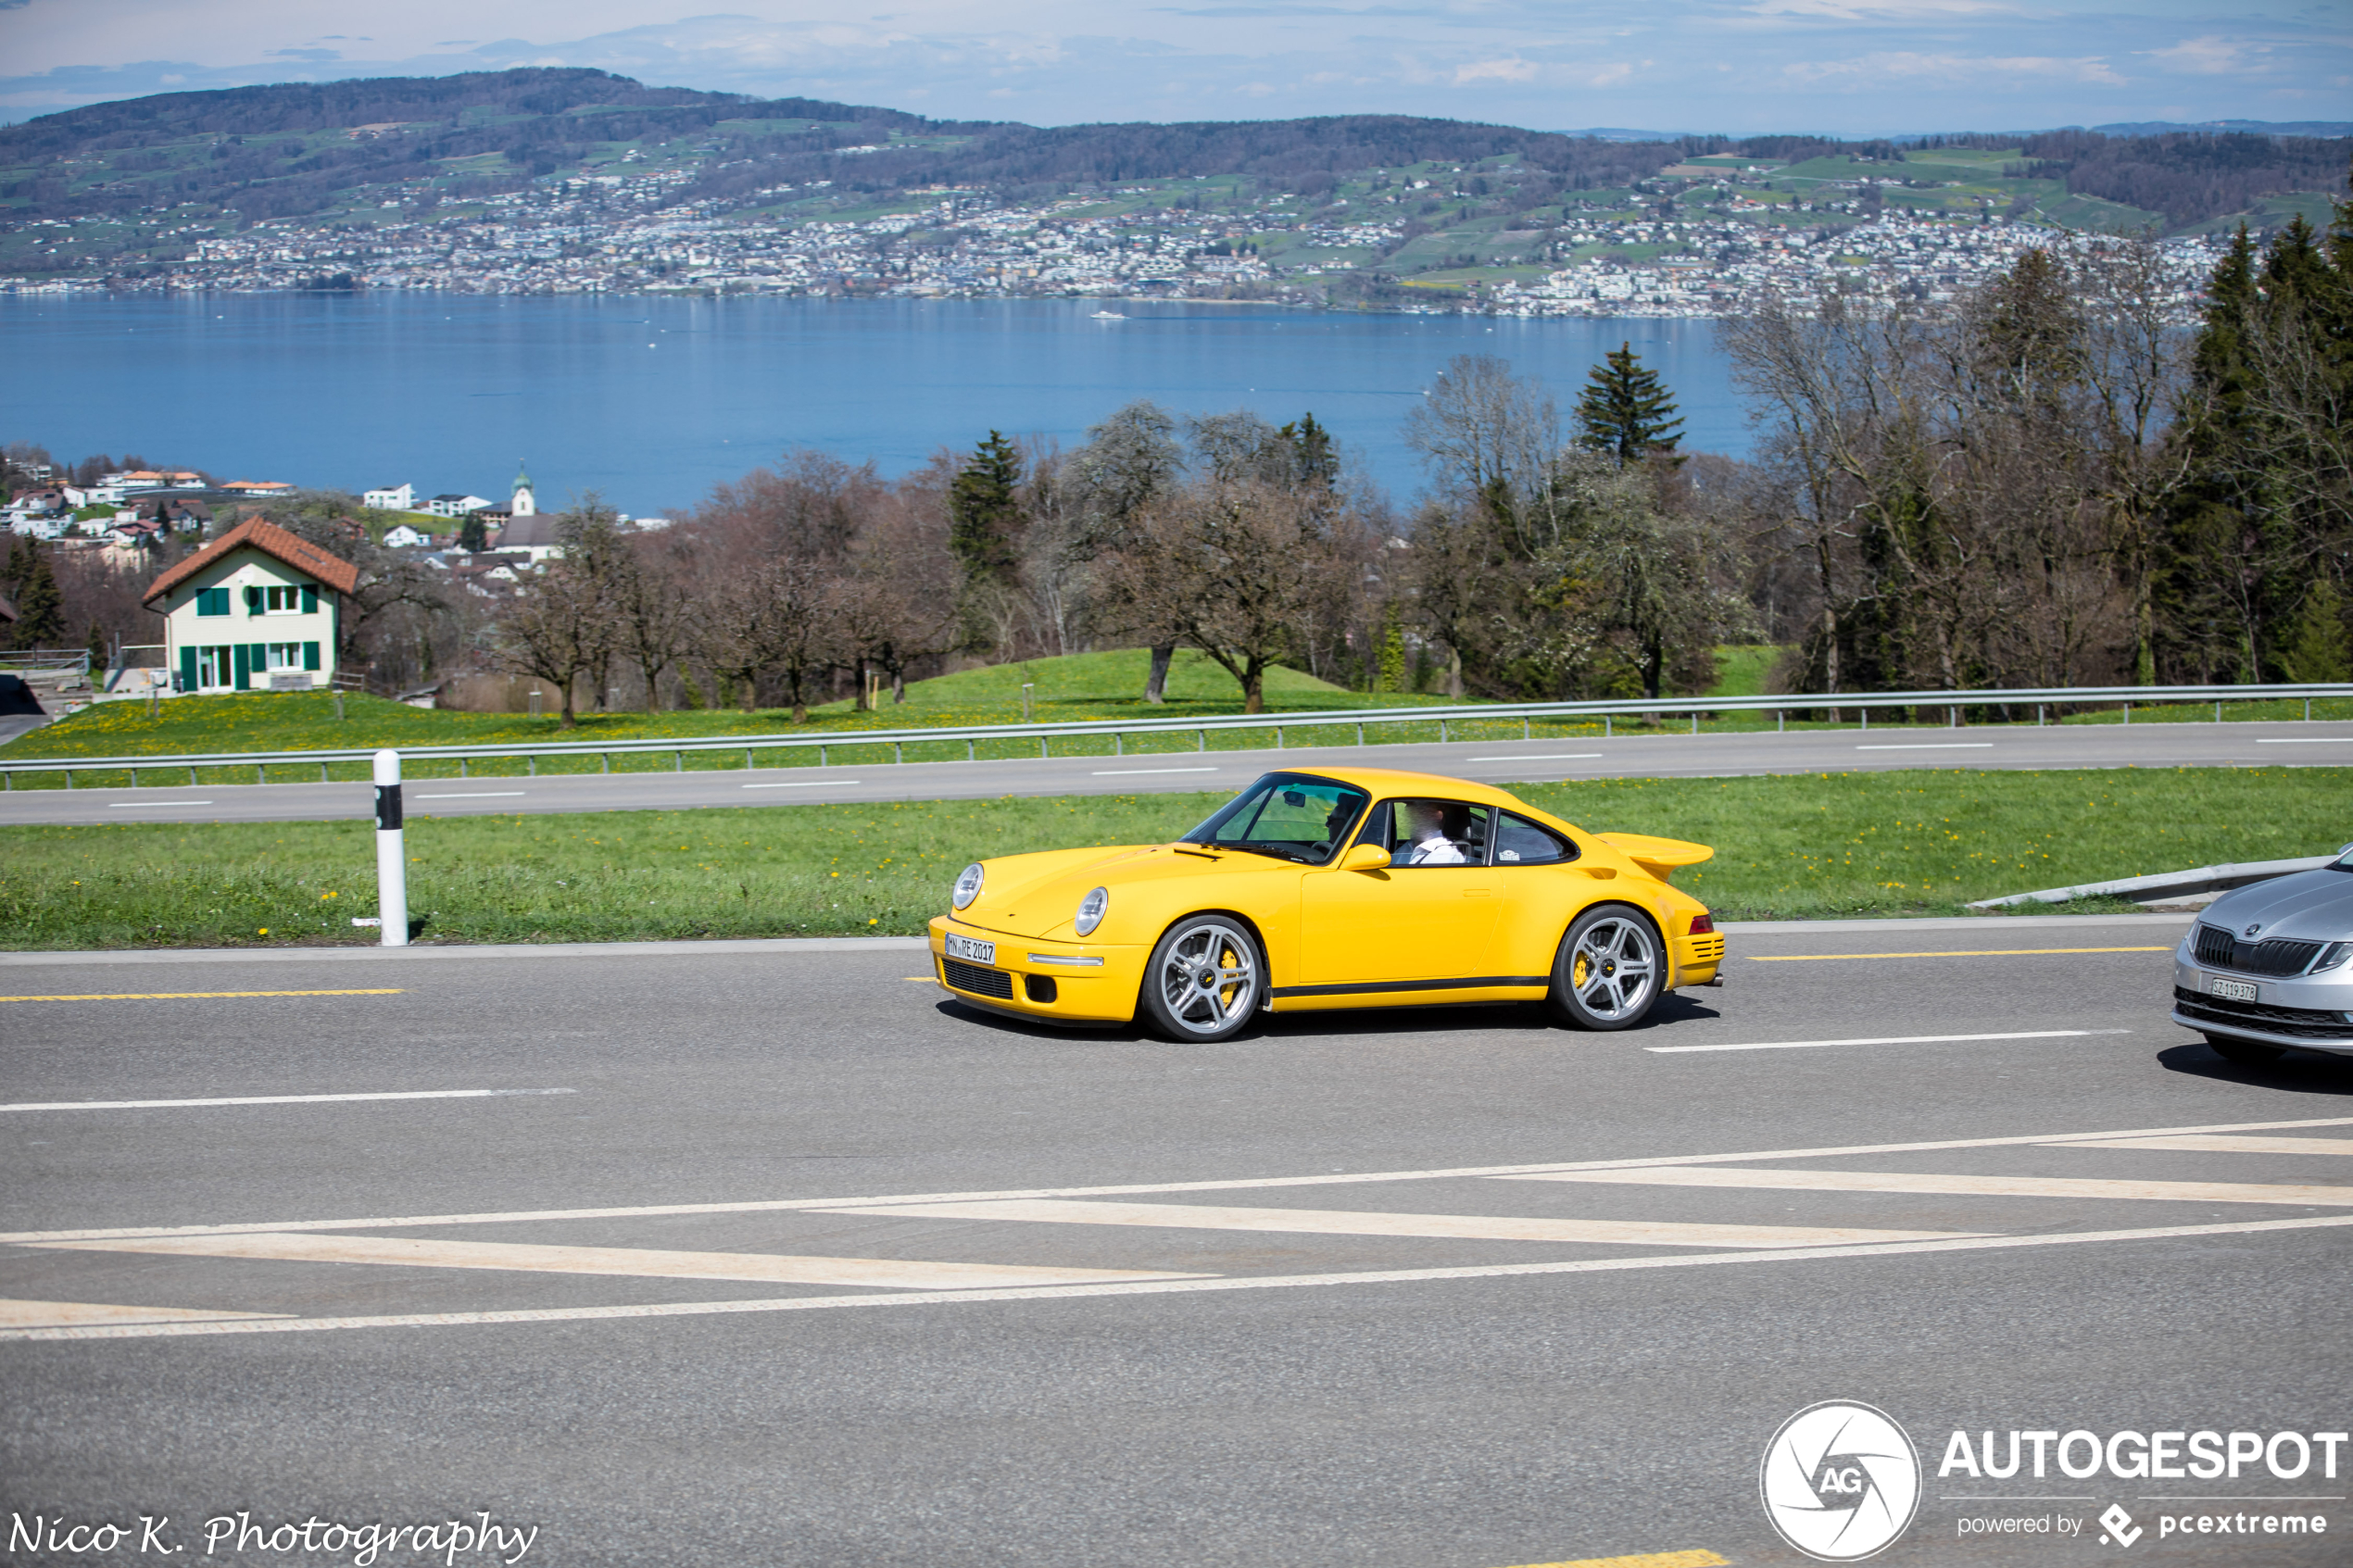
0,989 -> 407,1002
1748,947 -> 2171,961
1497,1551 -> 1729,1568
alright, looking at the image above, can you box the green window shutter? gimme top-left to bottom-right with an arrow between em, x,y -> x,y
179,647 -> 197,693
303,641 -> 321,672
232,644 -> 250,690
301,585 -> 318,614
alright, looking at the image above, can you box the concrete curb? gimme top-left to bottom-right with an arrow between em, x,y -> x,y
0,913 -> 2199,965
0,935 -> 933,966
1966,855 -> 2337,910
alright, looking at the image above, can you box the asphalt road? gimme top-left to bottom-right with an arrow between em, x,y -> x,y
4,912 -> 2348,1566
4,717 -> 2349,825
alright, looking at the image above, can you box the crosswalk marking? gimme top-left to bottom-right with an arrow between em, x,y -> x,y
2049,1135 -> 2353,1156
0,1298 -> 291,1330
10,1214 -> 2351,1342
31,1234 -> 1208,1290
811,1198 -> 1979,1248
9,1114 -> 2351,1248
1500,1167 -> 2353,1206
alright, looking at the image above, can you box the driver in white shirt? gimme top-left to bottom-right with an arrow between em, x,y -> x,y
1398,800 -> 1466,864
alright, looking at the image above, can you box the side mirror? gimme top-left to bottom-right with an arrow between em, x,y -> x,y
1341,842 -> 1390,872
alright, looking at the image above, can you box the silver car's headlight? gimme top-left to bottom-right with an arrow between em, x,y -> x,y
951,863 -> 985,910
1074,886 -> 1109,937
2312,941 -> 2353,973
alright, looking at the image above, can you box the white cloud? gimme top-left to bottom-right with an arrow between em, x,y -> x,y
1453,55 -> 1534,83
2142,36 -> 2258,76
1786,49 -> 2126,88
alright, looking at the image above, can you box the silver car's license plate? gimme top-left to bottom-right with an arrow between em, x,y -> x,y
945,934 -> 995,965
2208,974 -> 2259,1002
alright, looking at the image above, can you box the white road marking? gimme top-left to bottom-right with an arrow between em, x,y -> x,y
0,1298 -> 291,1330
812,1198 -> 1973,1249
1089,767 -> 1219,775
1647,1029 -> 2127,1054
10,1113 -> 2350,1247
2255,738 -> 2352,744
107,800 -> 212,808
1501,1166 -> 2353,1206
1468,754 -> 1604,762
742,780 -> 860,788
1856,743 -> 1994,750
417,791 -> 526,798
0,1088 -> 573,1113
10,1214 -> 2351,1341
2047,1135 -> 2353,1157
33,1234 -> 1203,1290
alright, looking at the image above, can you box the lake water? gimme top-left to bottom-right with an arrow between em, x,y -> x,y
0,295 -> 1752,516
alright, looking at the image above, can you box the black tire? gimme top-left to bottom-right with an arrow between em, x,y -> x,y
2207,1033 -> 2286,1066
1139,915 -> 1263,1042
1547,904 -> 1665,1032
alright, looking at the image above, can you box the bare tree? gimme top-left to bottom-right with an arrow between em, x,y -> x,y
612,530 -> 698,710
1099,479 -> 1358,713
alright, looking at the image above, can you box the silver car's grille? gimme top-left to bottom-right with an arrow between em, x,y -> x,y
2194,924 -> 2326,976
2174,985 -> 2353,1040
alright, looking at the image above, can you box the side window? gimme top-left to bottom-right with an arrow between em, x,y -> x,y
1384,798 -> 1491,867
1493,812 -> 1575,865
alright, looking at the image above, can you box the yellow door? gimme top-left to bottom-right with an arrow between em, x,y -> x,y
1299,799 -> 1503,985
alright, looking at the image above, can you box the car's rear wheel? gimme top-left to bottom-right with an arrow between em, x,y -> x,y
2206,1032 -> 2285,1066
1139,915 -> 1262,1042
1547,904 -> 1664,1032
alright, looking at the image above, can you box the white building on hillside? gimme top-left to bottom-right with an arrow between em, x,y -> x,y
143,519 -> 359,693
363,483 -> 416,511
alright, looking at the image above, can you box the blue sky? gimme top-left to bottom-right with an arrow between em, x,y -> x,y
1,0 -> 2345,132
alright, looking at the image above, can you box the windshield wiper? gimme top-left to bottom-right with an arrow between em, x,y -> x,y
1219,842 -> 1316,864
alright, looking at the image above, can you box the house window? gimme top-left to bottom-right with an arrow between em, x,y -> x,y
264,643 -> 305,671
195,646 -> 231,688
196,587 -> 231,617
259,584 -> 302,614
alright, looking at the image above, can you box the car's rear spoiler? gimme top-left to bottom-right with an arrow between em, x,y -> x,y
1595,833 -> 1715,884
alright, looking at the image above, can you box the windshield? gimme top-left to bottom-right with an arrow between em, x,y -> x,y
1179,773 -> 1370,866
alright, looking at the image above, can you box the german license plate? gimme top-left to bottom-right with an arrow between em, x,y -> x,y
945,934 -> 995,965
2208,974 -> 2259,1002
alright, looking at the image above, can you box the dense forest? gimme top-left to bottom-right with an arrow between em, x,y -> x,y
0,68 -> 2340,232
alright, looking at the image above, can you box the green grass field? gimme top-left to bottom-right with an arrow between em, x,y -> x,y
11,645 -> 2345,796
4,767 -> 2342,949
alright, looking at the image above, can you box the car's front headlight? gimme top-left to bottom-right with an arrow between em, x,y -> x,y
2312,941 -> 2353,973
1074,886 -> 1109,936
951,862 -> 985,910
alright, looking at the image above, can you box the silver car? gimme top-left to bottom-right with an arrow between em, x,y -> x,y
2171,844 -> 2353,1064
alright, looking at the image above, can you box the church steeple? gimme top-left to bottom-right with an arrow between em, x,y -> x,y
511,460 -> 535,518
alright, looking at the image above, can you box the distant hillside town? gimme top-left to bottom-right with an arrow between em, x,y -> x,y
0,69 -> 2337,318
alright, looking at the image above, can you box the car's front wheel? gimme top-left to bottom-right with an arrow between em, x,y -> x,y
1547,904 -> 1664,1031
2206,1033 -> 2285,1067
1139,915 -> 1262,1042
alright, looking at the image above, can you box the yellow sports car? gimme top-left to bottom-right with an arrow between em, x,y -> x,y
927,766 -> 1723,1040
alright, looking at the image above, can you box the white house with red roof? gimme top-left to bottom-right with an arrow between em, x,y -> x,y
142,519 -> 360,694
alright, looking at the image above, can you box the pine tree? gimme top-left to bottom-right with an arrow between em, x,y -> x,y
1279,412 -> 1338,488
1575,343 -> 1685,465
948,431 -> 1024,588
458,514 -> 488,553
2278,579 -> 2351,683
1374,599 -> 1406,693
9,540 -> 64,650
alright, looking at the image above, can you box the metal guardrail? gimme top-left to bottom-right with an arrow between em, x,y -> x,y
2,682 -> 2348,788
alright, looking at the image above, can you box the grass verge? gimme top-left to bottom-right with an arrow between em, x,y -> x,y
3,767 -> 2343,950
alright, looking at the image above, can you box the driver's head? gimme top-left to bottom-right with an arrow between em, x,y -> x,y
1398,800 -> 1443,841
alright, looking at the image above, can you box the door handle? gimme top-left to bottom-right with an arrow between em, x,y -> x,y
1463,888 -> 1492,898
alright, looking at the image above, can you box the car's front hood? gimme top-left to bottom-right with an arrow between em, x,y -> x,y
2204,867 -> 2353,942
954,843 -> 1288,940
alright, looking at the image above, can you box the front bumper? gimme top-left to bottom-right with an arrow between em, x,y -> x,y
927,915 -> 1145,1025
2171,954 -> 2353,1057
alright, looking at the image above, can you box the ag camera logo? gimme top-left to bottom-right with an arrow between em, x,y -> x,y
1761,1400 -> 1923,1561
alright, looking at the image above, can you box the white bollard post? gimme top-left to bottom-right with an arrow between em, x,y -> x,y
373,748 -> 408,947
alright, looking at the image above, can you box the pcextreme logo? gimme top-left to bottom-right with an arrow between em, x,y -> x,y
1761,1400 -> 1924,1562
